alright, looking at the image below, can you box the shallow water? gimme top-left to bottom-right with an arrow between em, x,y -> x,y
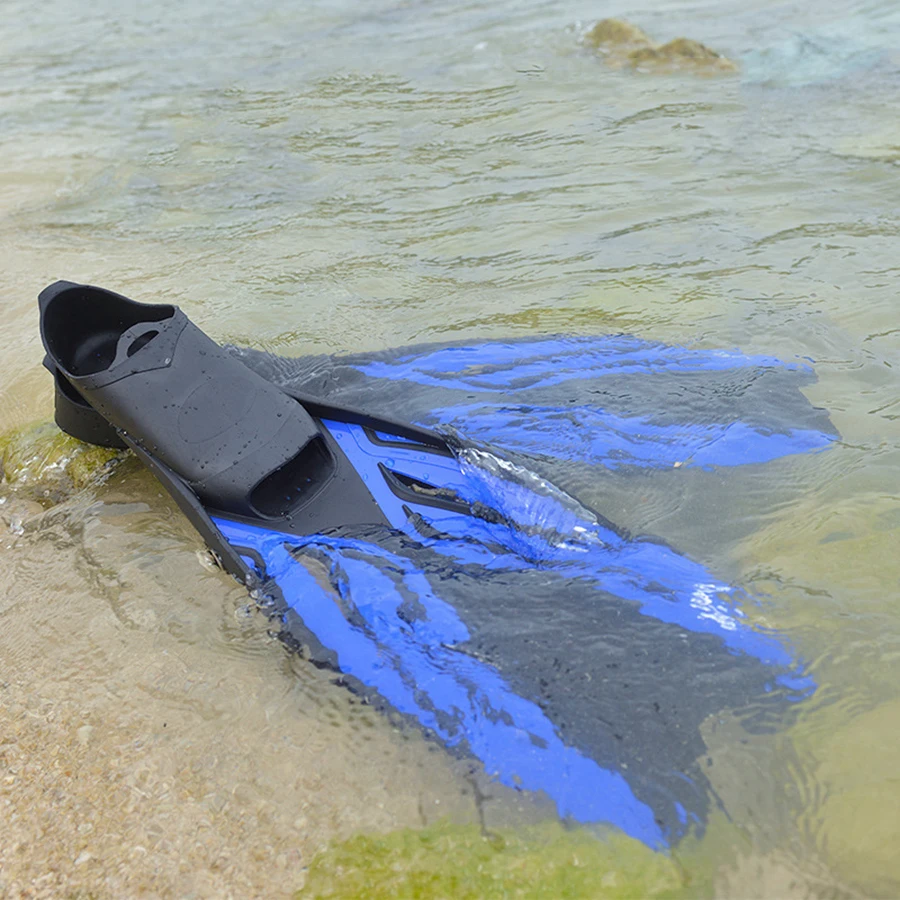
1,0 -> 899,896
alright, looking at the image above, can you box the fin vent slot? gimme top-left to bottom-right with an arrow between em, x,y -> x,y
363,426 -> 453,456
250,436 -> 333,518
379,465 -> 473,515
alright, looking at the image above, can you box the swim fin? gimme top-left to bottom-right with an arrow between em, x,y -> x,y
39,280 -> 490,588
39,280 -> 817,849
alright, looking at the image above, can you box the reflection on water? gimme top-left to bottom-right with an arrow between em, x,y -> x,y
1,0 -> 899,895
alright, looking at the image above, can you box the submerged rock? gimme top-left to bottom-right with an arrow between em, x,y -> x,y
583,18 -> 653,50
583,18 -> 736,75
301,819 -> 690,899
629,38 -> 737,73
0,421 -> 124,504
808,700 -> 900,896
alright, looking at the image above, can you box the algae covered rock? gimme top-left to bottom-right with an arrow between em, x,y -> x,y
0,421 -> 124,503
629,38 -> 737,73
583,18 -> 736,75
584,18 -> 653,50
807,700 -> 900,896
300,819 -> 692,899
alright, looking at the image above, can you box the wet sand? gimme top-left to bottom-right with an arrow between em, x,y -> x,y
0,479 -> 549,898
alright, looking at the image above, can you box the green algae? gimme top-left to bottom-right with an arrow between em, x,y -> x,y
299,819 -> 700,900
0,420 -> 124,501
